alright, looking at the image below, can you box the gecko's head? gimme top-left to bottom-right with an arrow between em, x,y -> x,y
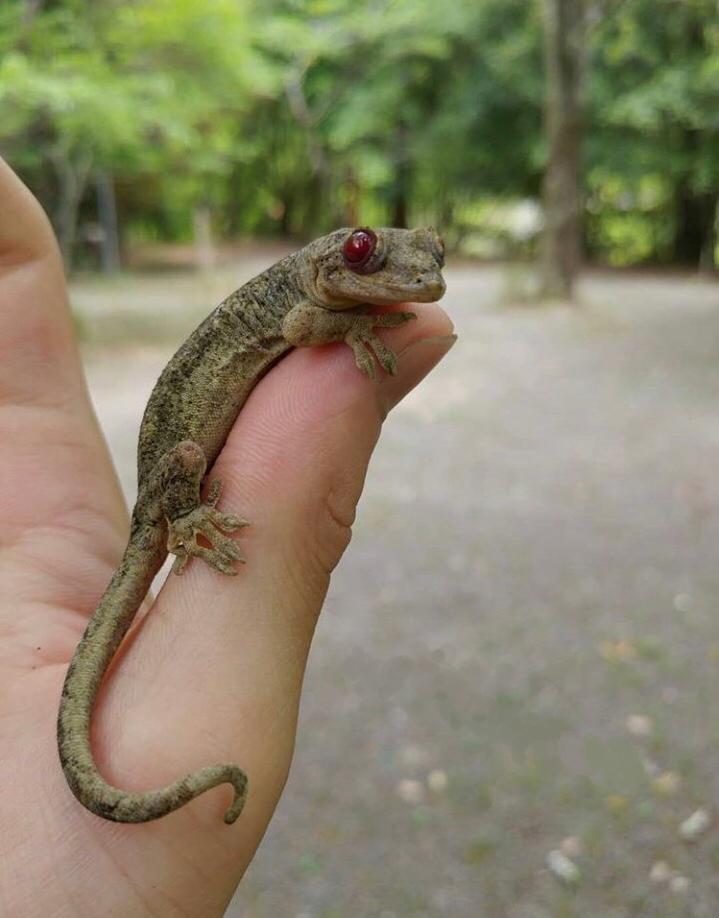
304,226 -> 446,308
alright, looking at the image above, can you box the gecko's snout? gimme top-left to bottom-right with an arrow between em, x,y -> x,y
414,272 -> 446,303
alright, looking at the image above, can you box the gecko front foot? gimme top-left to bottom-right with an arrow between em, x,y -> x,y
346,311 -> 416,378
168,478 -> 249,576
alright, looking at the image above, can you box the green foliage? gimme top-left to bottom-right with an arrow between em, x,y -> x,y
0,0 -> 546,253
587,0 -> 719,266
0,0 -> 716,268
0,0 -> 275,255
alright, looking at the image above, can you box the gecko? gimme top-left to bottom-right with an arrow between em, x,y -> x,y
57,226 -> 446,825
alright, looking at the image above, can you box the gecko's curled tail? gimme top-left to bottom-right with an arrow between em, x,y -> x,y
59,754 -> 247,825
57,527 -> 247,824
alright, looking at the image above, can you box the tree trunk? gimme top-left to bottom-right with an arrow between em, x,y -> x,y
539,0 -> 588,301
284,70 -> 335,237
342,167 -> 361,228
15,0 -> 44,50
389,173 -> 410,229
51,148 -> 92,270
669,14 -> 717,273
389,122 -> 411,229
672,128 -> 718,273
673,188 -> 717,272
95,170 -> 121,274
193,204 -> 216,271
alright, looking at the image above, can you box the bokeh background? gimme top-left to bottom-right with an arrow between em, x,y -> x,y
4,1 -> 719,915
2,0 -> 718,282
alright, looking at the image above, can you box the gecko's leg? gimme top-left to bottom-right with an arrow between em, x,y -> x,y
282,302 -> 416,379
155,441 -> 249,576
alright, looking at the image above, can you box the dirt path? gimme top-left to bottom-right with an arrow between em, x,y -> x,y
76,260 -> 719,917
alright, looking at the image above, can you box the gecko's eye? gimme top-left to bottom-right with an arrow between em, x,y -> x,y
343,228 -> 378,272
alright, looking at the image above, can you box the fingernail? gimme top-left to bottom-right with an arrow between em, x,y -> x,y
380,333 -> 458,415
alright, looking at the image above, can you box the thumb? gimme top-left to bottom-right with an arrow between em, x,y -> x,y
87,305 -> 454,878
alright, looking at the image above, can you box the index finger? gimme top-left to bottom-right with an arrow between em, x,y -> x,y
0,156 -> 59,267
0,157 -> 127,550
0,156 -> 87,408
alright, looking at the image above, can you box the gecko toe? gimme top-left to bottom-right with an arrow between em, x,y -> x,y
168,503 -> 248,575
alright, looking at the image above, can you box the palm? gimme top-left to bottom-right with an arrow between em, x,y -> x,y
0,159 -> 454,916
0,166 -> 257,915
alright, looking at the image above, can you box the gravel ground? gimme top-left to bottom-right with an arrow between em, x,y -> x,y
75,256 -> 719,917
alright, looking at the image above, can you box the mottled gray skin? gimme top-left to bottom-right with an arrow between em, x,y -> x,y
58,227 -> 446,825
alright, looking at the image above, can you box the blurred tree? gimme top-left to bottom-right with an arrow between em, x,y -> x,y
1,0 -> 545,258
1,0 -> 715,271
415,0 -> 543,242
0,0 -> 275,266
256,0 -> 542,241
539,0 -> 588,300
250,0 -> 473,237
588,0 -> 719,271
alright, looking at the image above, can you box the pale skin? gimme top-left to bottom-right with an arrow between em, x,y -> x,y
0,158 -> 454,917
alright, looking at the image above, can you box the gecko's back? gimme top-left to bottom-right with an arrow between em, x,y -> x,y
137,252 -> 304,484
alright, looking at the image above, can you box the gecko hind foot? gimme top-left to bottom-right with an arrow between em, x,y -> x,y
168,479 -> 249,576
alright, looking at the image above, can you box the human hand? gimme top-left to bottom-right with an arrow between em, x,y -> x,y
0,158 -> 454,917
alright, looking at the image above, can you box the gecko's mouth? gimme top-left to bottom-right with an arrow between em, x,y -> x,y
374,276 -> 446,304
413,277 -> 446,302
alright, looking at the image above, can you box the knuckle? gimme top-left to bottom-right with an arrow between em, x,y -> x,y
310,488 -> 355,575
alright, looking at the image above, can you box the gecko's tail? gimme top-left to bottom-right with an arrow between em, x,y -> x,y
57,527 -> 248,824
59,751 -> 248,824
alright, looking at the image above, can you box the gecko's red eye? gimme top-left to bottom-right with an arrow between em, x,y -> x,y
343,228 -> 377,270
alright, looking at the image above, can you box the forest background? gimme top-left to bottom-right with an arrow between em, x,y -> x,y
1,0 -> 717,296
